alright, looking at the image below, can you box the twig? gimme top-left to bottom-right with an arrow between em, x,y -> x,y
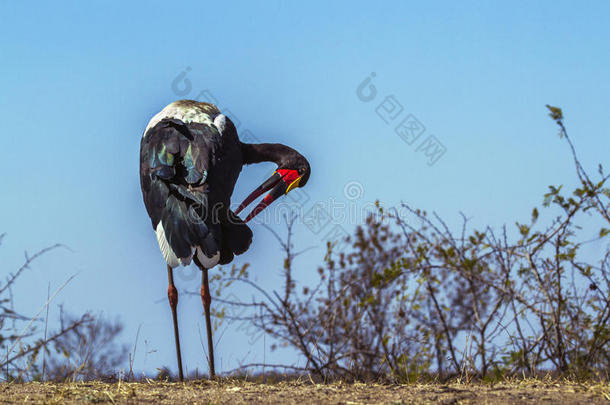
5,274 -> 77,362
42,282 -> 51,381
0,244 -> 64,296
128,324 -> 142,381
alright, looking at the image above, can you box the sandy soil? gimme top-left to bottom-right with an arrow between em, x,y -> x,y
1,379 -> 609,404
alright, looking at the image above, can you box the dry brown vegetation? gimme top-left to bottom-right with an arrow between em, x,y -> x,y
209,107 -> 610,382
2,107 -> 609,403
1,378 -> 609,404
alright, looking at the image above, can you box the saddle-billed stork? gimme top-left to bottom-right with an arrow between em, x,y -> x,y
139,100 -> 310,380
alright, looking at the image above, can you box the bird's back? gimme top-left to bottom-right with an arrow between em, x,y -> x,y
140,100 -> 252,268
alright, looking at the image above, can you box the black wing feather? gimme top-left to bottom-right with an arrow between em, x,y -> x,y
140,118 -> 219,260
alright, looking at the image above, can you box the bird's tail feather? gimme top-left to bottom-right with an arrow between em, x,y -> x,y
158,191 -> 220,267
219,210 -> 253,265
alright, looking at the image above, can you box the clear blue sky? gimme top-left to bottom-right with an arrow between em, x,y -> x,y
2,1 -> 609,376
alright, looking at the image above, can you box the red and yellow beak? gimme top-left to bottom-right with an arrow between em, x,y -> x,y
235,169 -> 302,222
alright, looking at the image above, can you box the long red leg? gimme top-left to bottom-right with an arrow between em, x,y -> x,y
167,265 -> 184,381
200,267 -> 216,378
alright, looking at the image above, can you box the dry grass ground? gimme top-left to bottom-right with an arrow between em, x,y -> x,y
1,379 -> 609,404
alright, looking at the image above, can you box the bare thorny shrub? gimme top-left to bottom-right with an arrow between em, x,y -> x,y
43,309 -> 127,381
0,239 -> 126,381
215,106 -> 609,381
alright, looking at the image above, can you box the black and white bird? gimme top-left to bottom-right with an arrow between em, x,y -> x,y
139,100 -> 310,380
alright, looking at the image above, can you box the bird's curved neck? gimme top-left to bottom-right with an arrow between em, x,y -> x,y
241,142 -> 295,166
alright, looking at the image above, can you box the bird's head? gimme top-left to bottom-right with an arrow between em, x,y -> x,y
279,152 -> 310,188
236,151 -> 310,222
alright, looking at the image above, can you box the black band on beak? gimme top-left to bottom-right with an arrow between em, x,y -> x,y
244,178 -> 287,222
235,169 -> 300,223
234,172 -> 282,216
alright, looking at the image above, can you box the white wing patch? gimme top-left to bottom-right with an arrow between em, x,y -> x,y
213,114 -> 226,135
144,102 -> 215,137
155,222 -> 180,268
196,247 -> 220,269
156,223 -> 216,268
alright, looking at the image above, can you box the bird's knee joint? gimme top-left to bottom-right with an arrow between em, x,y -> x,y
168,285 -> 178,308
200,284 -> 211,308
